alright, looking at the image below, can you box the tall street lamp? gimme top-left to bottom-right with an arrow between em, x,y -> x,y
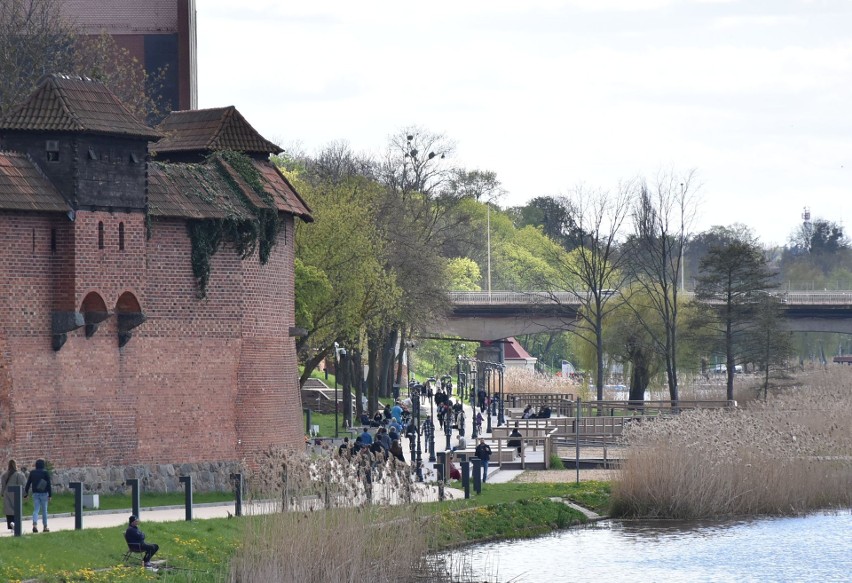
485,365 -> 493,434
412,383 -> 423,481
497,364 -> 505,427
333,342 -> 340,438
487,201 -> 492,299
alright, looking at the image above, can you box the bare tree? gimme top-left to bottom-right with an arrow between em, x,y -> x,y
0,0 -> 75,113
540,184 -> 633,400
628,171 -> 699,402
0,0 -> 167,119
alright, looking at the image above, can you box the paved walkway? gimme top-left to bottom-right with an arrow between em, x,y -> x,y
1,487 -> 467,537
3,389 -> 514,538
416,386 -> 534,482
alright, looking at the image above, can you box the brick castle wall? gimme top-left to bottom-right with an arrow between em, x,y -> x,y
0,210 -> 303,474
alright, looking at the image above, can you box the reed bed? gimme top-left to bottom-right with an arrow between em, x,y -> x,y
503,367 -> 586,397
229,447 -> 448,582
611,368 -> 852,518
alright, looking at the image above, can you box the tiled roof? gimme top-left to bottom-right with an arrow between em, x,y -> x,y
153,107 -> 282,155
0,74 -> 161,139
0,152 -> 69,213
148,162 -> 254,220
148,156 -> 312,222
250,160 -> 312,220
504,337 -> 534,360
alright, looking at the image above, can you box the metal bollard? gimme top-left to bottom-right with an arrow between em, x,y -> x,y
471,457 -> 481,494
461,461 -> 470,499
69,481 -> 83,530
436,451 -> 446,481
125,479 -> 140,518
230,473 -> 243,517
179,476 -> 193,521
9,484 -> 23,536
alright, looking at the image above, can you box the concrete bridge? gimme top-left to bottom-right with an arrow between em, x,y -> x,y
428,291 -> 852,341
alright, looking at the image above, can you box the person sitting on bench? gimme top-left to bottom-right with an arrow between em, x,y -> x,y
125,515 -> 159,568
507,423 -> 523,455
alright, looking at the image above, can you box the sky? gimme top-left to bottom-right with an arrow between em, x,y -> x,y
196,0 -> 852,247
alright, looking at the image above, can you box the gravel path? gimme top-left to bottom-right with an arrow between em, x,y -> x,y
513,469 -> 618,483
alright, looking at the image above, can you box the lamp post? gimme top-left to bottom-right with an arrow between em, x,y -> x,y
487,202 -> 492,299
497,364 -> 505,427
444,403 -> 453,451
412,383 -> 423,481
485,365 -> 493,434
333,342 -> 340,438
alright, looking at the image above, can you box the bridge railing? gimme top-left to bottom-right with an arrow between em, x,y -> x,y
448,291 -> 580,305
448,290 -> 852,306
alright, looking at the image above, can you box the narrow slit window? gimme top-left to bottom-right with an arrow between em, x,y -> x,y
118,222 -> 125,250
51,228 -> 57,253
98,221 -> 104,249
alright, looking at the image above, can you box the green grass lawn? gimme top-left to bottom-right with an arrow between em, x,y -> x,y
0,478 -> 610,582
0,516 -> 241,582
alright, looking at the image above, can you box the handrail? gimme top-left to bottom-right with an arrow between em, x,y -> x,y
448,290 -> 852,306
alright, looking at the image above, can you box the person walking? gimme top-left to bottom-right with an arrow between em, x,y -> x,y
23,459 -> 51,533
2,460 -> 26,531
474,439 -> 492,483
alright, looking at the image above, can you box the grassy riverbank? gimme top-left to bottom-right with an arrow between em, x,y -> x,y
0,480 -> 609,582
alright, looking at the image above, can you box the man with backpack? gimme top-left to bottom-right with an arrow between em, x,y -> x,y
23,459 -> 51,533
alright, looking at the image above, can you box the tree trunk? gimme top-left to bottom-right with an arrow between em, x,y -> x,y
396,326 -> 408,386
341,351 -> 353,429
595,311 -> 604,401
353,350 -> 364,420
366,333 -> 380,414
299,346 -> 330,387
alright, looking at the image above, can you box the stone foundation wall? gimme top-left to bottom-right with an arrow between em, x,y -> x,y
49,461 -> 243,494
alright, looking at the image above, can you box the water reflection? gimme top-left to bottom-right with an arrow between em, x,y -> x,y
444,511 -> 852,582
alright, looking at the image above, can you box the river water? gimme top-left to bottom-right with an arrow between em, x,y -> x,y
444,511 -> 852,582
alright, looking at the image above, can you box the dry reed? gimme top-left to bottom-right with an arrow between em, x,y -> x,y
229,447 -> 446,582
503,367 -> 587,397
612,368 -> 852,518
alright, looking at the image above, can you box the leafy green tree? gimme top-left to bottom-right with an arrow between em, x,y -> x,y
446,257 -> 481,291
746,294 -> 794,400
603,290 -> 663,402
508,196 -> 583,249
694,227 -> 776,400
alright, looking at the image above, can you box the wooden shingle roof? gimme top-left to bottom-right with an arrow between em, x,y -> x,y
0,74 -> 161,140
153,107 -> 282,155
0,152 -> 69,213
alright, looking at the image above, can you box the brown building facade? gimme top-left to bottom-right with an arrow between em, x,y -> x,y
0,75 -> 310,485
61,0 -> 197,111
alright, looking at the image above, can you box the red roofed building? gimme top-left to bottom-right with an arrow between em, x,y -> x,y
503,337 -> 538,371
0,75 -> 310,489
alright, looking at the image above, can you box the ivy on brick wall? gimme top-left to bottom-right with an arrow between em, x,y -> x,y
186,151 -> 282,298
